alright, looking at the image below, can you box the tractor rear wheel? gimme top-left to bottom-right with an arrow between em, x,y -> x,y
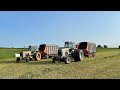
73,49 -> 84,61
34,52 -> 41,61
73,50 -> 78,62
78,49 -> 84,61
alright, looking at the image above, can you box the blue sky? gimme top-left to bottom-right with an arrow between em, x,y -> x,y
0,11 -> 120,48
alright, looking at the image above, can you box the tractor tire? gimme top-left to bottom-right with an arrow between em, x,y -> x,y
72,50 -> 78,62
74,49 -> 84,61
33,52 -> 41,61
16,57 -> 20,63
78,49 -> 84,61
26,58 -> 30,62
65,56 -> 71,64
30,58 -> 32,61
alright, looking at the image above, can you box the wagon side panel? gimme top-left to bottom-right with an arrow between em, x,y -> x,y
46,45 -> 58,57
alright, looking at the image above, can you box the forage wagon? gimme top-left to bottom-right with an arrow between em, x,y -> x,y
76,42 -> 96,57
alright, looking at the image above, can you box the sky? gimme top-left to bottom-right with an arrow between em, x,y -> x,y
0,11 -> 120,48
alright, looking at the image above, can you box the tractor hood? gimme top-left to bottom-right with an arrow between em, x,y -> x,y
14,53 -> 20,58
59,47 -> 65,49
59,47 -> 69,51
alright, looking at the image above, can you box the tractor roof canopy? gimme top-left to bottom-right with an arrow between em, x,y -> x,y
64,41 -> 76,49
28,46 -> 38,52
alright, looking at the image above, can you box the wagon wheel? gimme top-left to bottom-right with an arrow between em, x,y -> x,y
34,52 -> 41,61
92,53 -> 95,57
87,53 -> 90,58
45,55 -> 49,59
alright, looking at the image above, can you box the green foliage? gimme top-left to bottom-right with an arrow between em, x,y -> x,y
104,45 -> 108,48
97,45 -> 103,48
119,45 -> 120,49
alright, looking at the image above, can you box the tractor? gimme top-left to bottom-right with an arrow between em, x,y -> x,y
14,46 -> 40,63
52,41 -> 84,64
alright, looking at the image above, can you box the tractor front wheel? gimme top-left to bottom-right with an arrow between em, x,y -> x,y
26,58 -> 30,62
65,56 -> 71,64
16,57 -> 20,63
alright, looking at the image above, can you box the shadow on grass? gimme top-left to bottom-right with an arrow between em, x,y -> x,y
29,60 -> 54,65
29,60 -> 74,65
0,59 -> 57,65
29,61 -> 80,66
0,59 -> 76,65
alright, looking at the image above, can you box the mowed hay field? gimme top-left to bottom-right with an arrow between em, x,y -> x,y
0,48 -> 120,79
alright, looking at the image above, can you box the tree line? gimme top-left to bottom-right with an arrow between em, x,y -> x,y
97,45 -> 120,49
97,45 -> 108,48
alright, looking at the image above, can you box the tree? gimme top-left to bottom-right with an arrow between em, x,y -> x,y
119,45 -> 120,49
97,45 -> 103,48
104,45 -> 108,48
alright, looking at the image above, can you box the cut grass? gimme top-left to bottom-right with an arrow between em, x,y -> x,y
0,48 -> 120,79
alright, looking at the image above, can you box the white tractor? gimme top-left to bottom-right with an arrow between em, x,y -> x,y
52,41 -> 84,64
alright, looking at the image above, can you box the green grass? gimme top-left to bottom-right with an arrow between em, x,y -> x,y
0,47 -> 120,79
0,48 -> 27,59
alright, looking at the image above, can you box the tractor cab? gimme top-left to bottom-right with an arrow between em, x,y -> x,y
64,41 -> 76,49
28,46 -> 38,53
58,41 -> 76,57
